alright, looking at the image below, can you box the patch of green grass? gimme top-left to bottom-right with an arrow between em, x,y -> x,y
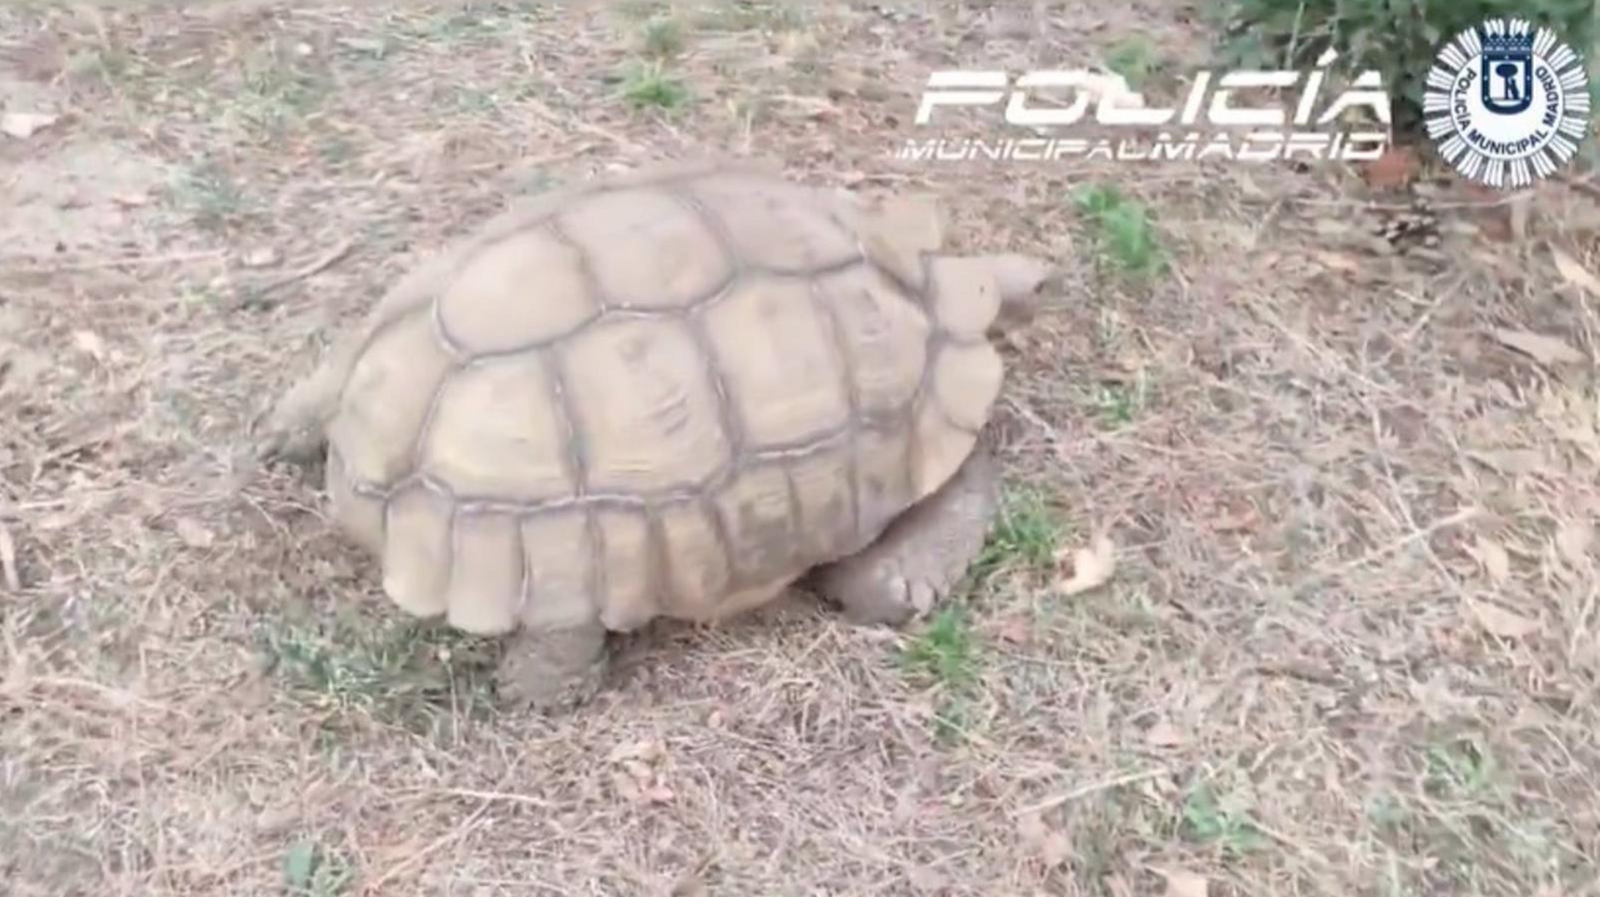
1090,376 -> 1151,430
619,59 -> 691,110
1364,791 -> 1408,831
410,3 -> 536,43
615,0 -> 667,19
969,486 -> 1064,585
693,0 -> 805,32
1358,735 -> 1576,892
66,44 -> 139,87
1105,35 -> 1161,91
1180,782 -> 1265,855
256,613 -> 497,731
173,162 -> 252,231
900,605 -> 978,689
1073,183 -> 1166,280
514,169 -> 560,197
284,838 -> 354,897
316,135 -> 358,168
1424,736 -> 1498,798
930,694 -> 972,747
641,15 -> 686,58
451,86 -> 505,114
234,55 -> 327,136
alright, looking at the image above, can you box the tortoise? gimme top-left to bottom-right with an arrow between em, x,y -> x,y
257,159 -> 1056,710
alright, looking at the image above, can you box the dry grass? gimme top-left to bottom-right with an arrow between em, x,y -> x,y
3,2 -> 1599,896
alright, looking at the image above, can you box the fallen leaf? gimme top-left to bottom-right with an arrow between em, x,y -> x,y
174,517 -> 214,549
1039,830 -> 1071,868
1313,250 -> 1362,273
72,330 -> 106,361
1551,246 -> 1600,297
1472,535 -> 1511,584
1491,328 -> 1585,366
1161,867 -> 1209,897
1015,811 -> 1071,867
1555,520 -> 1594,566
1,111 -> 59,139
1055,534 -> 1116,597
607,740 -> 664,764
1468,599 -> 1539,639
0,520 -> 19,592
243,247 -> 281,268
1146,720 -> 1187,748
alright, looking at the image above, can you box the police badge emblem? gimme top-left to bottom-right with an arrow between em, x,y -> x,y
1424,17 -> 1591,189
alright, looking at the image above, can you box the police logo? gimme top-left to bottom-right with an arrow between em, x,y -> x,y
1424,18 -> 1591,189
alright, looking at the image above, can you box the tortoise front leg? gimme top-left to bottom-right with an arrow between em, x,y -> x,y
807,444 -> 1000,626
254,338 -> 361,464
495,620 -> 610,713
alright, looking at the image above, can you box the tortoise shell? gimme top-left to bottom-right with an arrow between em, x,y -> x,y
316,161 -> 1008,635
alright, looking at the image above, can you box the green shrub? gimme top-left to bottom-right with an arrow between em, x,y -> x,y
1211,0 -> 1596,136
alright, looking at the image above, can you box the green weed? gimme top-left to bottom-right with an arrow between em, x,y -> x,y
1090,376 -> 1152,430
256,613 -> 496,729
410,3 -> 537,43
900,605 -> 978,689
930,694 -> 972,747
451,86 -> 504,114
283,838 -> 354,897
1364,791 -> 1408,830
234,55 -> 326,136
620,59 -> 691,110
1073,183 -> 1166,280
1181,783 -> 1265,854
970,487 -> 1064,585
173,162 -> 251,231
1106,35 -> 1162,90
316,135 -> 358,168
1424,736 -> 1498,797
641,15 -> 686,58
615,0 -> 667,20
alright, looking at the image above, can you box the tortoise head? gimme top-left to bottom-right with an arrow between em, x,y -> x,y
847,190 -> 1061,336
980,253 -> 1061,335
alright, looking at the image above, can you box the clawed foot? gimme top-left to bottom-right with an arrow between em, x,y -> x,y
494,624 -> 610,715
807,445 -> 1000,629
810,554 -> 948,626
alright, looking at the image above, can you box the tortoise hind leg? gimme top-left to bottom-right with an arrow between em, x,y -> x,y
807,444 -> 1000,625
495,620 -> 610,713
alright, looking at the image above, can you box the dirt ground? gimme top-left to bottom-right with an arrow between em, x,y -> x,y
3,2 -> 1600,896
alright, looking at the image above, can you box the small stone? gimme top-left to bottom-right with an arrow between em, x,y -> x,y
243,247 -> 281,268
